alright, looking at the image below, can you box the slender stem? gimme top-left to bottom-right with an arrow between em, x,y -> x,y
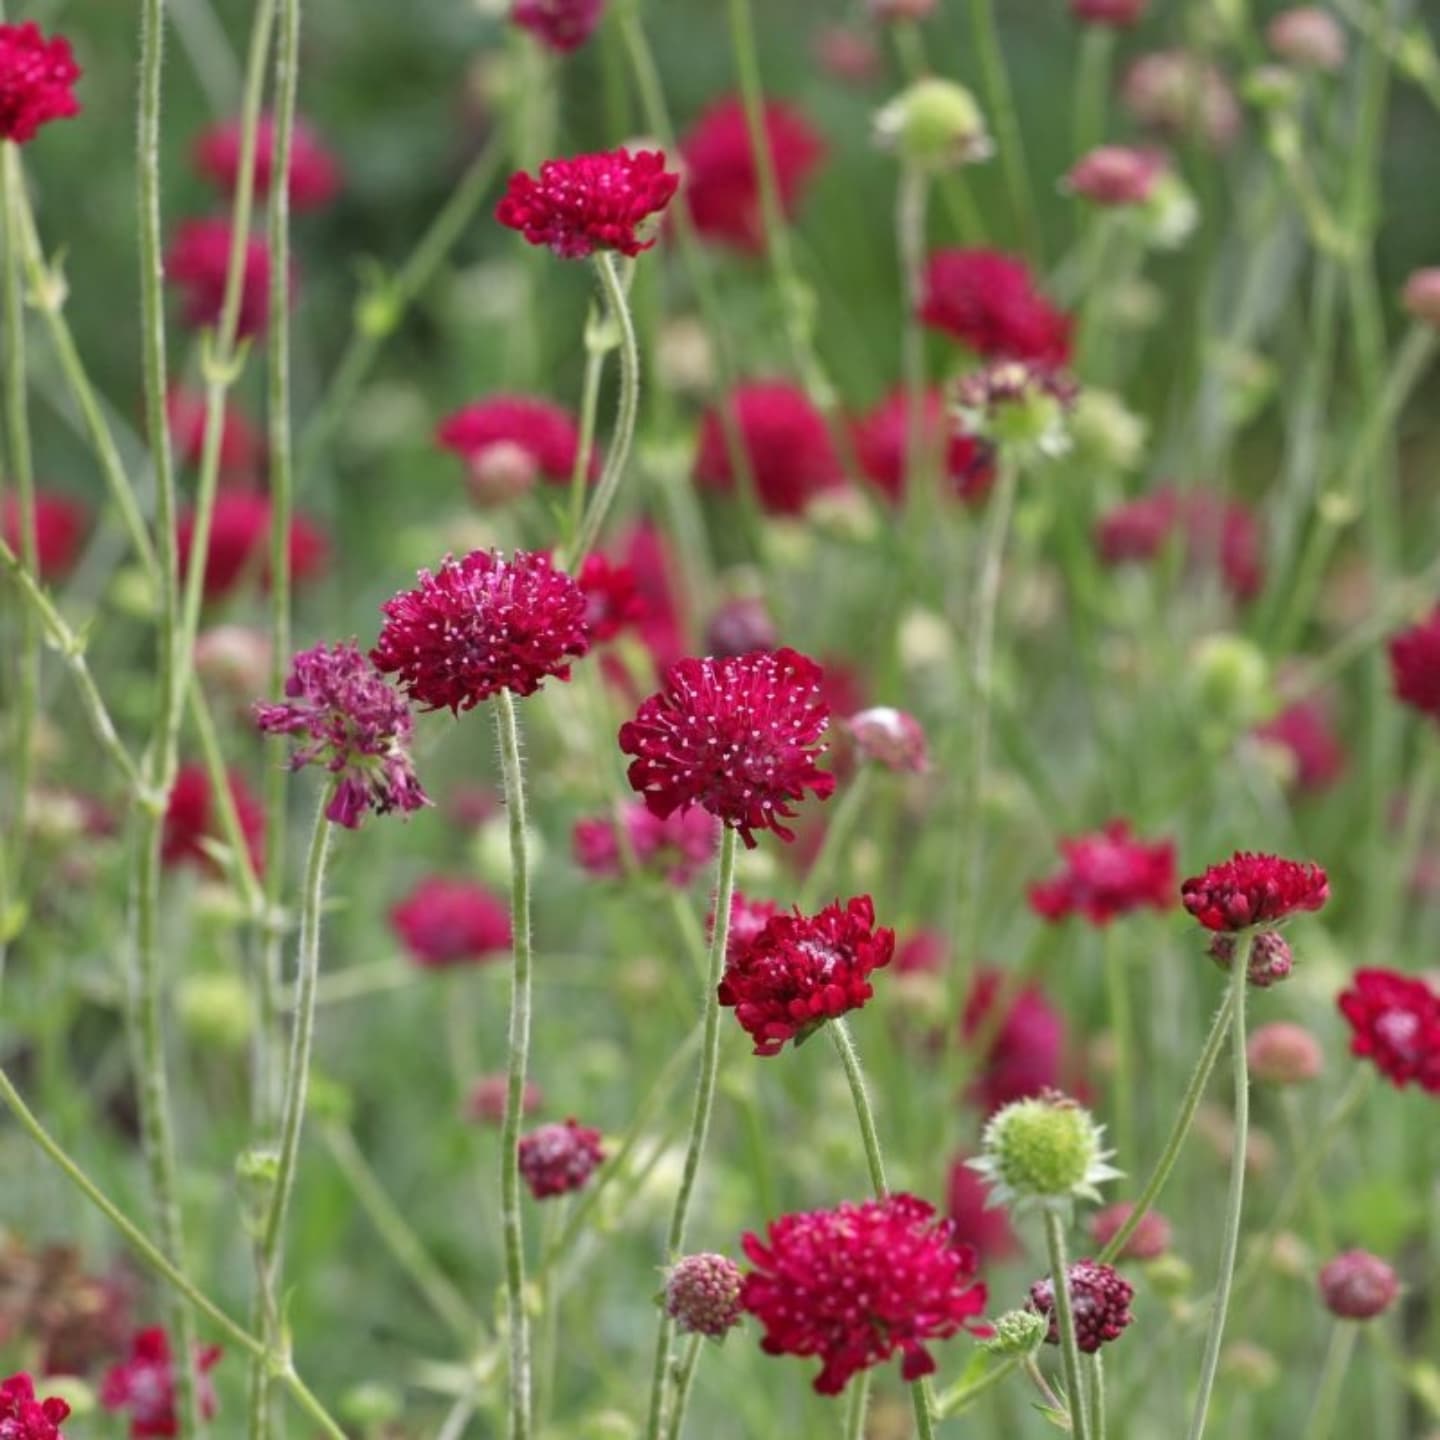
935,1355 -> 1022,1418
1086,1352 -> 1106,1440
496,689 -> 535,1440
663,1336 -> 705,1440
1042,1208 -> 1089,1440
1097,984 -> 1235,1265
1072,29 -> 1114,163
829,1019 -> 888,1196
842,1376 -> 869,1440
1103,928 -> 1136,1171
1301,1322 -> 1358,1440
1024,1355 -> 1065,1413
968,0 -> 1040,257
188,686 -> 264,915
1185,950 -> 1249,1440
567,324 -> 606,547
798,767 -> 873,913
644,827 -> 739,1440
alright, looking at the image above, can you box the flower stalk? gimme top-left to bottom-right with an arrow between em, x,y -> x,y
1041,1207 -> 1090,1440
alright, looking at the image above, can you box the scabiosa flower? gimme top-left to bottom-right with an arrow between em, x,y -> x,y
577,552 -> 647,643
1267,8 -> 1347,71
961,970 -> 1070,1115
1181,852 -> 1329,932
254,641 -> 429,829
1,491 -> 86,580
665,1254 -> 745,1340
693,381 -> 844,516
919,249 -> 1072,365
437,395 -> 596,504
166,387 -> 263,480
497,147 -> 679,260
1402,270 -> 1440,328
972,1092 -> 1119,1211
850,389 -> 995,506
389,876 -> 512,968
518,1118 -> 605,1199
741,1193 -> 989,1395
0,24 -> 80,143
679,97 -> 825,253
1337,968 -> 1440,1093
572,801 -> 719,887
1253,697 -> 1345,793
0,1374 -> 70,1439
1029,821 -> 1176,926
195,625 -> 272,703
1071,0 -> 1148,25
717,895 -> 895,1055
845,707 -> 929,773
1065,145 -> 1168,207
1318,1251 -> 1399,1320
512,0 -> 605,53
162,763 -> 265,877
178,492 -> 326,601
1090,1202 -> 1172,1261
1389,607 -> 1440,723
724,893 -> 782,960
193,113 -> 340,211
466,1074 -> 542,1126
166,218 -> 288,338
619,647 -> 835,848
947,1156 -> 1019,1267
373,550 -> 590,713
1247,1021 -> 1324,1085
1028,1261 -> 1134,1352
101,1328 -> 221,1438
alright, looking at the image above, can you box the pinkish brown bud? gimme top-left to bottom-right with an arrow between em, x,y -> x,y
846,706 -> 930,773
1066,145 -> 1168,206
465,440 -> 540,507
1090,1202 -> 1173,1261
1402,268 -> 1440,328
1122,51 -> 1242,150
1247,1021 -> 1323,1084
1266,7 -> 1347,72
1208,930 -> 1294,988
1319,1250 -> 1399,1320
195,625 -> 272,699
664,1253 -> 744,1338
705,595 -> 777,658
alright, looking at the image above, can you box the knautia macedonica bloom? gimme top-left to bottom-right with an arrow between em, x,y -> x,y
511,0 -> 606,52
971,1092 -> 1119,1212
179,492 -> 327,601
167,386 -> 263,479
1181,852 -> 1329,932
947,1156 -> 1019,1267
955,361 -> 1079,458
0,1373 -> 70,1440
517,1118 -> 605,1199
716,895 -> 895,1056
618,647 -> 836,848
162,763 -> 265,878
1389,607 -> 1440,722
389,876 -> 512,967
845,707 -> 929,773
1065,145 -> 1168,207
850,388 -> 995,506
1028,1261 -> 1135,1352
665,1253 -> 745,1339
101,1328 -> 222,1438
740,1194 -> 989,1395
0,23 -> 80,143
1028,820 -> 1176,925
1090,1202 -> 1172,1261
1247,1021 -> 1324,1085
166,218 -> 288,338
437,395 -> 596,504
496,147 -> 680,259
724,893 -> 782,959
1402,270 -> 1440,328
467,1074 -> 542,1126
2,490 -> 86,580
372,550 -> 591,712
193,112 -> 340,210
1253,697 -> 1346,794
572,801 -> 719,887
961,970 -> 1071,1115
1337,968 -> 1440,1094
254,641 -> 429,829
1318,1251 -> 1399,1320
706,595 -> 777,659
919,248 -> 1072,365
577,552 -> 647,643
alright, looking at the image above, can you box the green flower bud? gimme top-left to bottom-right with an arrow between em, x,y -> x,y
1144,1253 -> 1195,1298
972,1092 -> 1119,1212
176,972 -> 254,1053
984,1308 -> 1048,1356
339,1382 -> 404,1425
306,1071 -> 355,1128
1188,634 -> 1272,736
875,79 -> 991,170
1071,389 -> 1148,472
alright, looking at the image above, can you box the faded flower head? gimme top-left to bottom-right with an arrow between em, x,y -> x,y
955,360 -> 1078,458
496,147 -> 680,260
1337,968 -> 1440,1094
373,549 -> 591,712
511,0 -> 606,53
1266,8 -> 1347,71
102,1328 -> 222,1438
973,1092 -> 1118,1211
665,1253 -> 745,1340
920,248 -> 1072,365
1029,820 -> 1176,926
1122,50 -> 1242,150
0,23 -> 80,144
1181,852 -> 1329,932
740,1193 -> 989,1395
390,876 -> 512,968
846,707 -> 929,773
1029,1261 -> 1135,1352
254,641 -> 429,829
518,1118 -> 605,1199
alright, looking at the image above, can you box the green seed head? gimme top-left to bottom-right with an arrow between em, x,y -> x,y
984,1308 -> 1048,1357
973,1092 -> 1118,1212
874,79 -> 991,170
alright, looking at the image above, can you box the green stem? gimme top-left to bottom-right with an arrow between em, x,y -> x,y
842,1376 -> 869,1440
567,320 -> 607,547
1042,1207 -> 1090,1440
829,1018 -> 888,1195
798,767 -> 873,913
1185,951 -> 1249,1440
188,686 -> 265,915
1103,927 -> 1136,1171
663,1336 -> 705,1440
935,1355 -> 1022,1418
1087,1352 -> 1106,1440
496,689 -> 535,1440
644,826 -> 739,1440
1072,29 -> 1114,163
571,252 -> 640,566
1302,1323 -> 1358,1440
968,0 -> 1040,258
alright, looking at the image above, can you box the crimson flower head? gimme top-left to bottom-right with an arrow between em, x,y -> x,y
572,801 -> 719,887
946,1156 -> 1019,1267
2,491 -> 86,580
1253,697 -> 1345,794
162,763 -> 265,878
178,492 -> 326,601
741,1193 -> 989,1395
390,876 -> 512,968
724,893 -> 781,960
919,249 -> 1072,365
961,970 -> 1069,1115
577,552 -> 647,643
102,1327 -> 221,1439
255,641 -> 429,830
511,0 -> 605,52
851,388 -> 995,506
167,387 -> 263,480
1337,968 -> 1440,1094
0,1373 -> 70,1440
717,895 -> 895,1056
194,112 -> 340,211
1319,1250 -> 1400,1320
1090,1202 -> 1172,1261
166,218 -> 288,338
0,23 -> 80,144
497,147 -> 679,260
1389,607 -> 1440,723
518,1118 -> 605,1199
1180,851 -> 1329,932
437,395 -> 596,504
679,97 -> 824,253
618,647 -> 836,848
1028,1261 -> 1134,1352
1029,821 -> 1176,926
373,549 -> 590,712
694,381 -> 843,516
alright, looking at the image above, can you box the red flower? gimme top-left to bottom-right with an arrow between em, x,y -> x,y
694,381 -> 843,516
1029,1261 -> 1134,1352
255,641 -> 429,829
724,893 -> 782,961
1071,0 -> 1148,25
511,0 -> 605,52
679,98 -> 824,253
1180,852 -> 1329,932
0,23 -> 80,144
741,1193 -> 989,1395
166,388 -> 263,480
497,147 -> 679,260
178,492 -> 326,600
850,388 -> 995,506
1090,1202 -> 1172,1261
390,876 -> 512,967
2,491 -> 86,580
946,1156 -> 1019,1266
918,249 -> 1072,366
466,1074 -> 542,1126
717,895 -> 895,1056
1066,145 -> 1167,206
572,801 -> 719,886
0,1373 -> 70,1439
618,648 -> 836,848
577,552 -> 647,643
436,395 -> 596,503
166,218 -> 289,338
193,113 -> 340,211
1028,821 -> 1176,926
162,763 -> 265,877
1337,968 -> 1440,1094
960,970 -> 1069,1115
1389,606 -> 1440,723
101,1328 -> 221,1439
1318,1250 -> 1400,1320
518,1118 -> 605,1199
620,519 -> 688,670
896,929 -> 947,975
1253,698 -> 1345,793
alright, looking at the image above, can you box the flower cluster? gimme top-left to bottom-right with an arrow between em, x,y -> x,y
0,1373 -> 70,1440
665,1253 -> 745,1339
572,801 -> 719,887
717,895 -> 895,1055
518,1118 -> 605,1199
193,112 -> 340,210
437,395 -> 595,504
0,23 -> 80,144
390,876 -> 512,967
166,218 -> 286,338
1028,821 -> 1176,926
740,1193 -> 989,1395
1337,968 -> 1440,1094
1180,852 -> 1329,932
919,249 -> 1072,365
101,1328 -> 222,1439
577,553 -> 647,643
254,641 -> 429,829
1028,1261 -> 1134,1352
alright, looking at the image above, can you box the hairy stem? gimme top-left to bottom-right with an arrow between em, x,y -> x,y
1042,1208 -> 1089,1440
1301,1321 -> 1358,1440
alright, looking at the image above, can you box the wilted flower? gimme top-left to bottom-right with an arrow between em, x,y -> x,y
955,360 -> 1078,458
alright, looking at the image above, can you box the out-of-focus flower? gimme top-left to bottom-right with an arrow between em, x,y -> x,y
0,23 -> 80,143
1070,390 -> 1148,471
1065,145 -> 1168,207
1181,852 -> 1329,932
178,492 -> 326,600
1090,1202 -> 1171,1260
1071,0 -> 1148,26
1389,606 -> 1440,723
166,217 -> 288,338
1253,697 -> 1345,794
665,1254 -> 745,1339
1266,8 -> 1347,71
947,1156 -> 1019,1266
1318,1251 -> 1399,1320
1028,1261 -> 1134,1351
919,249 -> 1072,365
1402,270 -> 1440,328
814,26 -> 881,88
1028,820 -> 1175,926
705,595 -> 777,658
845,707 -> 929,773
1,492 -> 86,580
869,0 -> 937,19
577,552 -> 647,643
874,78 -> 990,169
850,389 -> 994,505
193,112 -> 340,210
0,1372 -> 70,1438
102,1328 -> 222,1439
466,1074 -> 542,1126
572,801 -> 719,886
390,876 -> 511,968
1122,51 -> 1242,149
162,763 -> 265,878
511,0 -> 606,53
1247,1021 -> 1323,1084
437,395 -> 596,503
518,1118 -> 605,1199
194,626 -> 272,702
955,360 -> 1078,458
1337,968 -> 1440,1093
166,388 -> 263,480
961,970 -> 1071,1115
